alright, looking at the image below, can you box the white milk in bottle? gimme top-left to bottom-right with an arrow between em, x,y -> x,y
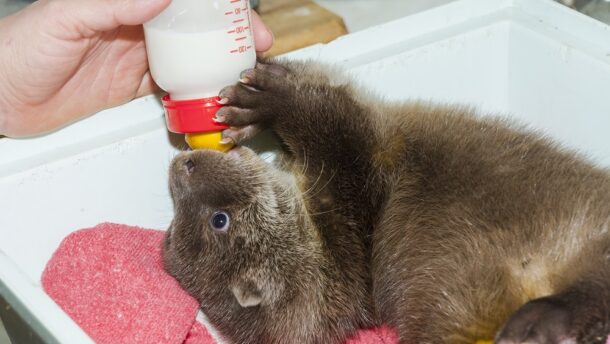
145,27 -> 255,100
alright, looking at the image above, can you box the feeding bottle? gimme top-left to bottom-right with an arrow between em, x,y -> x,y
143,0 -> 256,151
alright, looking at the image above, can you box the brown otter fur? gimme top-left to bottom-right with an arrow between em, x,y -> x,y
164,60 -> 610,344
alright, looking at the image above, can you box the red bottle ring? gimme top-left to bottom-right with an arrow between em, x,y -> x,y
162,94 -> 229,134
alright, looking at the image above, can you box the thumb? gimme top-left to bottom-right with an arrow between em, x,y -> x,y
61,0 -> 171,37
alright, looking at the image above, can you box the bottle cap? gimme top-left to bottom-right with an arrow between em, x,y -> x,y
162,95 -> 229,134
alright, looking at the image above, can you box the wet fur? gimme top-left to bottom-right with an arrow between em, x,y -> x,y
164,60 -> 610,344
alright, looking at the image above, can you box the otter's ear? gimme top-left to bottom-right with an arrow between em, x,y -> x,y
230,279 -> 263,308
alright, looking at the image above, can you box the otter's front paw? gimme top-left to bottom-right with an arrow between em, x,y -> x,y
217,62 -> 292,144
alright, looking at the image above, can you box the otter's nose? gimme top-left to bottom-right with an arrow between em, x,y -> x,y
184,158 -> 195,174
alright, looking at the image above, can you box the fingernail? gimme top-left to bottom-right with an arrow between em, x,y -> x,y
213,115 -> 225,123
219,137 -> 234,145
219,86 -> 231,98
217,97 -> 229,105
239,69 -> 254,83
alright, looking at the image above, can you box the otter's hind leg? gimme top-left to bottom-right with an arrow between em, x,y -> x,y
386,258 -> 517,344
373,223 -> 520,344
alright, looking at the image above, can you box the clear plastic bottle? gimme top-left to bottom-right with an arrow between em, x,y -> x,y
143,0 -> 256,151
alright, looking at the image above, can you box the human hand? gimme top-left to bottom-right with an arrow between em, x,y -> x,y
0,0 -> 273,137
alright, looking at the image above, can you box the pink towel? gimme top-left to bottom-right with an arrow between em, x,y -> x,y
346,326 -> 398,344
42,223 -> 200,344
41,223 -> 608,344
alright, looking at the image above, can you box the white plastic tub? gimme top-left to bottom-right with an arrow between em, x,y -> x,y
1,0 -> 609,342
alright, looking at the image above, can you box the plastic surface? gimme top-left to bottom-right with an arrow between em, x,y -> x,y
1,0 -> 609,343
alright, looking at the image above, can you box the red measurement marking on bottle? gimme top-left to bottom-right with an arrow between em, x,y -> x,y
229,45 -> 249,53
228,26 -> 248,34
227,0 -> 250,55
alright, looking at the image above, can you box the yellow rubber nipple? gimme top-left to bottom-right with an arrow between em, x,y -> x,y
185,132 -> 234,152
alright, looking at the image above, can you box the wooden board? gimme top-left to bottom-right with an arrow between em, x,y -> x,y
260,1 -> 348,57
257,0 -> 309,14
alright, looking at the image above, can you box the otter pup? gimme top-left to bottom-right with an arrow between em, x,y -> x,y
163,60 -> 610,344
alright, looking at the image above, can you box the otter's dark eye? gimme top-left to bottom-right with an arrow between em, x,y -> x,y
210,211 -> 230,232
